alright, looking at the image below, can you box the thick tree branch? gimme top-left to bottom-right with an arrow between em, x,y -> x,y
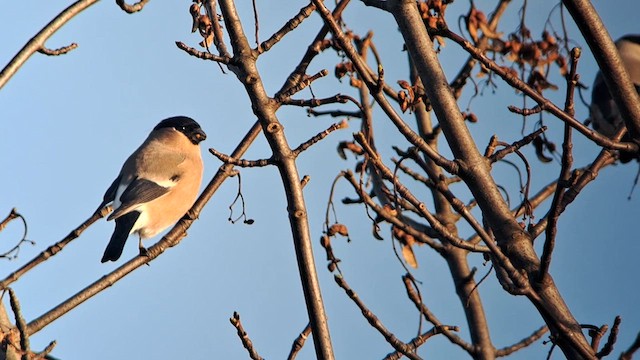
218,1 -> 335,358
562,0 -> 640,140
364,1 -> 596,359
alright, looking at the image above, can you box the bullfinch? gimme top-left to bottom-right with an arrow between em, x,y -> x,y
97,116 -> 206,262
589,34 -> 640,163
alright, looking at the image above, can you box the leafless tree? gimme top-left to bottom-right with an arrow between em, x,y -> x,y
1,1 -> 638,359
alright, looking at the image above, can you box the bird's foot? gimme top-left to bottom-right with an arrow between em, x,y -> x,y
139,246 -> 150,258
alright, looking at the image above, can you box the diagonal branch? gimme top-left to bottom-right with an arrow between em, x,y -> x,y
444,29 -> 637,153
0,206 -> 110,290
495,325 -> 549,357
0,0 -> 99,90
230,312 -> 264,360
334,275 -> 423,360
257,2 -> 316,54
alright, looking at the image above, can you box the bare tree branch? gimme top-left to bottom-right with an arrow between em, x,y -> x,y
217,0 -> 335,358
257,2 -> 316,54
37,43 -> 78,56
0,206 -> 110,290
115,0 -> 150,14
0,0 -> 99,90
334,275 -> 422,360
287,323 -> 312,360
562,0 -> 640,140
620,331 -> 640,360
443,29 -> 636,153
230,312 -> 263,360
495,325 -> 548,357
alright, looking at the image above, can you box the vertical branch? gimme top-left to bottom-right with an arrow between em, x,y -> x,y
359,1 -> 595,359
561,0 -> 640,139
540,47 -> 581,281
410,55 -> 495,359
8,288 -> 30,360
218,1 -> 335,359
204,0 -> 231,58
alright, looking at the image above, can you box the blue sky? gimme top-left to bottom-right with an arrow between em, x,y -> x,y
1,1 -> 639,359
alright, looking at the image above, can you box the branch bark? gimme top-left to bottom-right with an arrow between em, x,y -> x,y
372,1 -> 596,358
217,1 -> 335,359
562,0 -> 640,140
0,0 -> 98,90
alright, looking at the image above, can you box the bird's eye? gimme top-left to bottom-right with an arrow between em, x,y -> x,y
176,126 -> 186,131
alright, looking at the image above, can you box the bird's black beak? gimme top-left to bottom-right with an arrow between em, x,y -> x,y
191,128 -> 207,144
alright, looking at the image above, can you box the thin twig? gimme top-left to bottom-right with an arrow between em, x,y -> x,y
257,3 -> 316,54
443,29 -> 636,153
0,208 -> 33,260
115,0 -> 149,14
230,312 -> 263,360
489,127 -> 547,163
37,43 -> 78,56
307,109 -> 362,118
34,340 -> 57,359
383,325 -> 460,360
334,275 -> 422,360
175,41 -> 232,64
209,148 -> 274,167
342,171 -> 447,251
292,120 -> 348,157
495,325 -> 549,356
620,330 -> 640,360
8,288 -> 30,360
0,0 -> 99,90
539,47 -> 580,282
203,0 -> 231,58
0,208 -> 20,232
275,70 -> 329,102
287,323 -> 312,360
281,94 -> 350,108
596,316 -> 621,358
0,206 -> 110,290
276,0 -> 351,98
402,275 -> 474,353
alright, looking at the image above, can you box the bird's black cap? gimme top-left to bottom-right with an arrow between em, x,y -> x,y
154,116 -> 206,144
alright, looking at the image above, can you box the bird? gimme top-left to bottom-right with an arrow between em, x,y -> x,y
589,34 -> 640,163
97,116 -> 206,262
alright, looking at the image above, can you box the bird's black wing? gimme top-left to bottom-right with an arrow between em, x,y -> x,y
95,175 -> 122,214
108,178 -> 170,220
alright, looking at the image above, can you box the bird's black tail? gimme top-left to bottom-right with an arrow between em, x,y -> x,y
101,211 -> 140,262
